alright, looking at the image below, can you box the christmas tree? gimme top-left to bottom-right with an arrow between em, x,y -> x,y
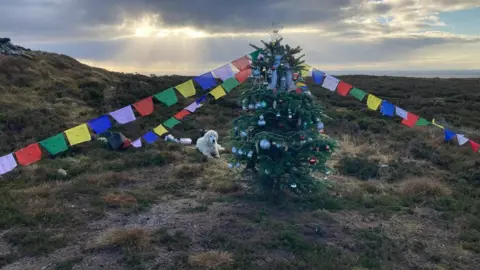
228,35 -> 337,200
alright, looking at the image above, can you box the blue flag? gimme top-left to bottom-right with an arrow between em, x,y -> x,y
444,129 -> 456,142
196,95 -> 208,104
312,69 -> 325,84
143,131 -> 159,144
380,101 -> 395,116
87,115 -> 111,134
194,72 -> 217,90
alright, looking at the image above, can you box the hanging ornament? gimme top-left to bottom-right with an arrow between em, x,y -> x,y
234,126 -> 238,131
317,122 -> 324,130
300,135 -> 305,140
260,139 -> 271,150
276,112 -> 281,118
308,137 -> 313,142
273,101 -> 277,109
232,147 -> 237,154
248,104 -> 255,110
240,131 -> 248,137
290,183 -> 297,188
247,151 -> 253,158
297,118 -> 302,126
242,105 -> 247,111
258,120 -> 266,126
319,129 -> 325,134
309,157 -> 317,165
228,163 -> 234,169
325,145 -> 330,151
255,102 -> 262,109
263,81 -> 269,85
271,66 -> 276,71
280,63 -> 284,68
288,109 -> 292,119
261,101 -> 267,108
238,149 -> 244,155
265,169 -> 271,175
236,162 -> 241,168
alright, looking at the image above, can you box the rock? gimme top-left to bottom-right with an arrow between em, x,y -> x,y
0,37 -> 33,59
57,168 -> 68,177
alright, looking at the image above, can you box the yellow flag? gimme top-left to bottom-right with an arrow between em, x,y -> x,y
366,94 -> 382,110
209,85 -> 226,100
299,64 -> 312,77
175,80 -> 196,98
153,124 -> 168,136
432,118 -> 445,129
296,82 -> 306,87
64,123 -> 91,146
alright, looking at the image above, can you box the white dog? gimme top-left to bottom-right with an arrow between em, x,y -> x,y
196,130 -> 224,159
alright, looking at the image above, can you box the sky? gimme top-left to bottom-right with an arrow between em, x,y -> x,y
1,0 -> 480,75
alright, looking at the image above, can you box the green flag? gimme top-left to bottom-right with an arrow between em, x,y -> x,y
249,49 -> 262,61
154,88 -> 178,107
221,78 -> 240,92
349,87 -> 367,101
39,133 -> 69,155
163,117 -> 181,129
415,118 -> 431,126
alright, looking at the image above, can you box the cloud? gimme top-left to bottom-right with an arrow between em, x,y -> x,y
0,0 -> 479,73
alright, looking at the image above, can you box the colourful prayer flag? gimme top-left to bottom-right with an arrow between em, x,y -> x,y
322,75 -> 340,91
186,102 -> 202,113
213,64 -> 234,81
175,80 -> 196,98
154,88 -> 178,106
209,85 -> 227,100
222,77 -> 240,92
401,112 -> 420,128
109,105 -> 136,124
336,81 -> 353,96
415,118 -> 431,126
380,101 -> 395,116
432,118 -> 445,129
174,110 -> 191,120
131,138 -> 142,148
249,49 -> 261,60
235,68 -> 251,83
457,134 -> 469,145
133,96 -> 155,116
470,140 -> 480,153
143,131 -> 159,144
194,72 -> 217,91
232,56 -> 250,71
296,82 -> 306,87
15,143 -> 42,166
312,69 -> 325,84
196,95 -> 208,104
0,153 -> 17,175
395,107 -> 408,119
349,88 -> 367,101
444,129 -> 456,141
39,133 -> 68,155
367,94 -> 382,111
65,123 -> 91,146
87,115 -> 111,134
153,124 -> 168,136
163,117 -> 181,129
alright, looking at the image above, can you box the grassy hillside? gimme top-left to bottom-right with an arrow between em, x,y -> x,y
0,51 -> 479,270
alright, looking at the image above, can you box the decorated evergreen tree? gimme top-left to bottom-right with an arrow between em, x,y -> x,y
228,36 -> 337,200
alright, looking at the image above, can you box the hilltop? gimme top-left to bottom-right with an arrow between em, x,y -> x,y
0,46 -> 479,269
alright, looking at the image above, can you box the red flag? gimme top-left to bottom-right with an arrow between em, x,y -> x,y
401,112 -> 420,128
470,140 -> 480,153
337,81 -> 353,96
235,68 -> 251,83
133,96 -> 154,116
174,109 -> 191,120
232,56 -> 250,71
15,143 -> 43,166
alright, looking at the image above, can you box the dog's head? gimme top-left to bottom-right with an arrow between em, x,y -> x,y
204,130 -> 219,146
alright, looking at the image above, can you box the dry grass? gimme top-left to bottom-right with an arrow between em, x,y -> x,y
103,194 -> 138,207
85,172 -> 135,187
398,177 -> 452,199
90,228 -> 151,252
330,134 -> 394,167
188,250 -> 234,269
